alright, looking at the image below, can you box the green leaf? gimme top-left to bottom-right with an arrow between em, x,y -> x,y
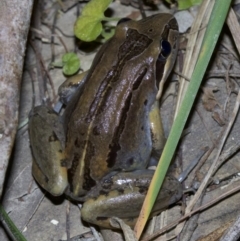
74,0 -> 113,42
82,0 -> 112,16
164,0 -> 202,9
178,0 -> 203,10
101,27 -> 115,40
0,204 -> 27,241
62,53 -> 80,75
74,16 -> 103,42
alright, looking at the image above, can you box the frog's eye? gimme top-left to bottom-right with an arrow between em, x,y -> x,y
117,18 -> 131,25
158,40 -> 172,61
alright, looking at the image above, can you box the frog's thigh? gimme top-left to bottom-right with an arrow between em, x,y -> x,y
29,106 -> 68,196
81,171 -> 182,229
149,101 -> 166,159
81,186 -> 144,228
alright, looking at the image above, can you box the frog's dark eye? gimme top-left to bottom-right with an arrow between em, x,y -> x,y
117,18 -> 131,25
158,40 -> 171,61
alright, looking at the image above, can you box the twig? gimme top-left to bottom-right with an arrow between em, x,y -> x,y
174,0 -> 214,117
142,184 -> 240,241
178,147 -> 209,183
213,140 -> 240,175
220,214 -> 240,241
30,40 -> 57,102
178,72 -> 240,231
206,70 -> 240,79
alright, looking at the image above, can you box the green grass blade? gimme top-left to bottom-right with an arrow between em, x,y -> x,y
134,0 -> 232,238
0,204 -> 27,241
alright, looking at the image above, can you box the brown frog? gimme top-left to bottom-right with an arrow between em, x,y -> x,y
29,13 -> 181,228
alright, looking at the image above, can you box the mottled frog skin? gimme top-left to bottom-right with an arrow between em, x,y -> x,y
29,13 -> 181,228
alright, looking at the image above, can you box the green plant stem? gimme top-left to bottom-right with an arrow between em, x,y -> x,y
134,0 -> 232,239
0,204 -> 27,241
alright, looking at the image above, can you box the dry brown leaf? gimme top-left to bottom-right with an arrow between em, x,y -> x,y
196,220 -> 233,241
202,87 -> 227,125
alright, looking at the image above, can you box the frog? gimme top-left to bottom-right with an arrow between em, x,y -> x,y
28,13 -> 181,228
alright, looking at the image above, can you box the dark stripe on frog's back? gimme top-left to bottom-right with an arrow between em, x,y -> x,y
85,29 -> 153,122
67,29 -> 153,194
88,29 -> 153,177
105,66 -> 148,165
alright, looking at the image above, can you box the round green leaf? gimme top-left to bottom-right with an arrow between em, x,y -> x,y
74,0 -> 113,41
101,27 -> 115,40
74,16 -> 102,42
62,53 -> 80,75
82,0 -> 113,17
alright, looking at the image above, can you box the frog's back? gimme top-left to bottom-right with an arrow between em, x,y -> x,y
65,37 -> 157,189
64,14 -> 177,197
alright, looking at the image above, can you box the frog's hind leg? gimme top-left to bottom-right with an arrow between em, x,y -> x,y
29,105 -> 68,196
80,171 -> 182,229
148,100 -> 166,165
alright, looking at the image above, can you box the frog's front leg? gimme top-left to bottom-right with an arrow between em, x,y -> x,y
149,100 -> 166,163
29,106 -> 68,196
29,71 -> 89,195
58,71 -> 88,105
81,170 -> 182,228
